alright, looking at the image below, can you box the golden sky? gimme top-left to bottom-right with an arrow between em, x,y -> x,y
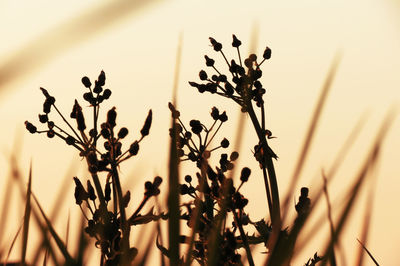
0,0 -> 399,264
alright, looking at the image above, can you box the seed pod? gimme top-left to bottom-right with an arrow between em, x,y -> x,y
106,107 -> 117,128
40,87 -> 50,98
140,110 -> 152,137
73,177 -> 88,205
204,55 -> 215,67
97,70 -> 106,86
168,102 -> 180,119
87,151 -> 98,166
87,180 -> 97,201
122,191 -> 131,208
38,114 -> 48,123
105,182 -> 111,202
230,151 -> 239,161
199,70 -> 207,80
232,34 -> 241,47
240,167 -> 251,182
184,175 -> 192,183
102,89 -> 112,99
154,176 -> 162,187
101,128 -> 110,139
129,141 -> 139,155
221,138 -> 229,148
43,101 -> 51,114
118,127 -> 128,139
74,100 -> 86,131
25,121 -> 37,134
219,111 -> 228,122
263,46 -> 272,60
47,130 -> 55,138
209,37 -> 222,51
81,76 -> 92,88
66,136 -> 75,145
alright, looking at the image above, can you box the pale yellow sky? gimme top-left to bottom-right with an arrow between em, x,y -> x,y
1,0 -> 399,265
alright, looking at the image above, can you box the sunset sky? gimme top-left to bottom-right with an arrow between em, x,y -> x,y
0,0 -> 399,264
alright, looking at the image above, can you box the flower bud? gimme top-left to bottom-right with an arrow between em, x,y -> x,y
140,110 -> 152,137
25,121 -> 37,134
81,76 -> 92,88
129,141 -> 139,155
106,107 -> 117,128
232,34 -> 241,47
209,37 -> 222,51
221,138 -> 229,148
204,55 -> 215,67
263,46 -> 272,60
240,167 -> 251,182
118,127 -> 128,139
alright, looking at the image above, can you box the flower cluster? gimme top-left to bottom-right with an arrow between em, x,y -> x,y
189,35 -> 271,110
25,71 -> 163,265
165,104 -> 260,265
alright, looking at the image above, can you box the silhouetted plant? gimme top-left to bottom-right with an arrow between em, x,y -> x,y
19,35 -> 386,266
189,35 -> 281,225
25,71 -> 165,265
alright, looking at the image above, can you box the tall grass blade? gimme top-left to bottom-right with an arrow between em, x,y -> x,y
266,55 -> 341,265
321,109 -> 395,266
32,193 -> 76,265
282,54 -> 341,220
322,172 -> 337,266
31,160 -> 76,265
75,216 -> 88,266
356,176 -> 378,266
4,222 -> 22,265
167,33 -> 182,265
0,132 -> 23,246
21,161 -> 32,265
0,0 -> 164,97
296,113 -> 367,249
356,239 -> 379,266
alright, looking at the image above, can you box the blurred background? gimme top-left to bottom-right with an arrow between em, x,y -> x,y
0,0 -> 399,264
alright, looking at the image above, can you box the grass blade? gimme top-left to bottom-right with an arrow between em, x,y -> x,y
356,239 -> 379,266
322,172 -> 337,266
281,53 -> 341,221
21,161 -> 32,265
321,109 -> 395,266
356,173 -> 378,266
32,193 -> 76,265
0,0 -> 164,97
4,222 -> 23,265
167,33 -> 183,265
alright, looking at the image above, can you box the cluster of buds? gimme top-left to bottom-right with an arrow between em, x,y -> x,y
25,71 -> 162,265
189,35 -> 271,110
166,104 -> 257,265
168,103 -> 232,169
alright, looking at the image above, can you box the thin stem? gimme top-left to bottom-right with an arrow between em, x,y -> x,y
129,196 -> 150,222
52,104 -> 84,144
245,99 -> 281,225
233,210 -> 255,266
204,122 -> 223,150
111,163 -> 130,263
236,47 -> 242,67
